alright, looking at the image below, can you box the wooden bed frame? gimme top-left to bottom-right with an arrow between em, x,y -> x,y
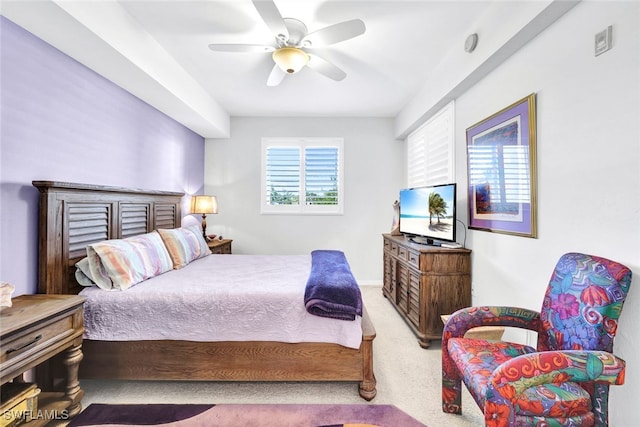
33,181 -> 376,400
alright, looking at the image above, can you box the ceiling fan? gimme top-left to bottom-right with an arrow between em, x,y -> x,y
208,0 -> 366,86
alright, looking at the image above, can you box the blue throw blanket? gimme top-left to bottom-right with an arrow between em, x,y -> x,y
304,250 -> 363,321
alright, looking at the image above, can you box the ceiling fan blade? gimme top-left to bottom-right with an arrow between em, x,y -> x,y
267,64 -> 286,87
303,19 -> 365,48
252,0 -> 288,40
306,54 -> 346,81
208,44 -> 275,53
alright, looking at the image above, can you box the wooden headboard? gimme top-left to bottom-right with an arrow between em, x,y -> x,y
33,181 -> 184,295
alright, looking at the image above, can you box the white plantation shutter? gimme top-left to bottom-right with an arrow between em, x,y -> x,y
406,101 -> 455,187
265,146 -> 301,205
261,138 -> 344,214
305,147 -> 339,206
407,132 -> 427,187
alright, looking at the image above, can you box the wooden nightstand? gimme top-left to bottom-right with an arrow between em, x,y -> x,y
1,294 -> 85,425
207,238 -> 232,254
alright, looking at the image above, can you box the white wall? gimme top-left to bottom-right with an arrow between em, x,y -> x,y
452,2 -> 639,425
204,117 -> 403,283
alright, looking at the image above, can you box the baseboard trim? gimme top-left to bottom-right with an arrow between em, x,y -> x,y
357,281 -> 383,287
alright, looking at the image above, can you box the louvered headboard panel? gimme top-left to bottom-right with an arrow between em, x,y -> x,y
33,181 -> 183,295
121,203 -> 151,238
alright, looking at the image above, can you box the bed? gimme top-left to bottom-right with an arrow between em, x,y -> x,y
33,181 -> 376,400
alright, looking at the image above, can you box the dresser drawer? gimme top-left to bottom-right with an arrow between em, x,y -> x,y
0,315 -> 73,366
407,249 -> 420,269
397,245 -> 409,261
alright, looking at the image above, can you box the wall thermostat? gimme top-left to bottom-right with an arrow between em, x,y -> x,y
464,33 -> 478,53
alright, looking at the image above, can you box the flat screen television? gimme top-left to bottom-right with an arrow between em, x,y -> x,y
399,183 -> 457,246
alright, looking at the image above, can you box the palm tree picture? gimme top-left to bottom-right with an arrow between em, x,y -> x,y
428,192 -> 448,225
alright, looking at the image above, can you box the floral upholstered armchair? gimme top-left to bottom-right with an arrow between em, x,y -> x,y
442,252 -> 632,426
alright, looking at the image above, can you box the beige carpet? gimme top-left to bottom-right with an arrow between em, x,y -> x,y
79,286 -> 485,426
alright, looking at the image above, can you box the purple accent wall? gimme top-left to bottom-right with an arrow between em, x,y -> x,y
0,17 -> 205,296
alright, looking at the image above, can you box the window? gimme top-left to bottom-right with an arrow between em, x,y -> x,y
406,101 -> 455,187
261,137 -> 344,214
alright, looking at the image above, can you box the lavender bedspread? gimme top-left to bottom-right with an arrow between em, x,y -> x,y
304,250 -> 363,321
79,254 -> 363,349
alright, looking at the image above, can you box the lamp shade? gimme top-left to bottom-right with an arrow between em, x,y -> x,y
272,47 -> 309,74
191,195 -> 218,214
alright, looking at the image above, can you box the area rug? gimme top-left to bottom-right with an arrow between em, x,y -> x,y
68,403 -> 427,427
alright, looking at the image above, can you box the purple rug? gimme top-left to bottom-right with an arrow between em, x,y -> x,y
68,403 -> 427,427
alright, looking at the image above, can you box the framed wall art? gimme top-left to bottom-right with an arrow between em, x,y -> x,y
466,93 -> 537,238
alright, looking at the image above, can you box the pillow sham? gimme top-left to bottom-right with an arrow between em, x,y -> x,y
75,257 -> 99,287
157,225 -> 210,269
77,230 -> 174,291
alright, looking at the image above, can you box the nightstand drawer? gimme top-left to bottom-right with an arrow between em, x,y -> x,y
207,239 -> 232,254
210,244 -> 231,254
1,315 -> 73,365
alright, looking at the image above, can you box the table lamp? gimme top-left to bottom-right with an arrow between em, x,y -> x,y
190,195 -> 218,240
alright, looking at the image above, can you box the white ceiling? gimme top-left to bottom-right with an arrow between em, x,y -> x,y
120,0 -> 491,117
1,1 -> 577,138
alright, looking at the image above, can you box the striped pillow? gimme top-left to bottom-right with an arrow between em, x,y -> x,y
79,231 -> 174,291
157,225 -> 210,269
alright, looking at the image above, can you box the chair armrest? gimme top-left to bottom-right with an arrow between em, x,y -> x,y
490,350 -> 626,395
485,350 -> 626,424
443,306 -> 540,339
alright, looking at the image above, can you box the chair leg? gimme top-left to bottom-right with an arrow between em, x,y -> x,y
589,382 -> 610,427
442,352 -> 462,414
442,376 -> 462,414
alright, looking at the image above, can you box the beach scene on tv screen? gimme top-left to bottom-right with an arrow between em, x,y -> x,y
401,186 -> 454,240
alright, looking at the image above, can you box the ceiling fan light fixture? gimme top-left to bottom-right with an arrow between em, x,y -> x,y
272,47 -> 309,74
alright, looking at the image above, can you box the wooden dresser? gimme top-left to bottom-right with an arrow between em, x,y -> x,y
1,294 -> 85,425
382,234 -> 471,348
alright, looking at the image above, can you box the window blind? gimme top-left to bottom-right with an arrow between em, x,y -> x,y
265,147 -> 300,205
305,147 -> 339,206
406,101 -> 454,188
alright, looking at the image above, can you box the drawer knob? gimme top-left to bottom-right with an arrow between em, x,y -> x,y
6,334 -> 42,354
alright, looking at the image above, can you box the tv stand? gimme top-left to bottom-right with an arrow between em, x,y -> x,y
382,234 -> 471,348
409,236 -> 439,246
